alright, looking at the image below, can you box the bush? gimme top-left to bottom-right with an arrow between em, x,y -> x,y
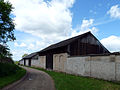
0,63 -> 21,77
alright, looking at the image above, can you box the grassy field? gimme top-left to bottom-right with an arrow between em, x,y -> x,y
0,63 -> 26,89
31,67 -> 120,90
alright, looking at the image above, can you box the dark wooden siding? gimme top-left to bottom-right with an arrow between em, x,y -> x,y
39,32 -> 109,57
69,34 -> 109,56
28,59 -> 31,66
46,53 -> 53,69
24,59 -> 26,66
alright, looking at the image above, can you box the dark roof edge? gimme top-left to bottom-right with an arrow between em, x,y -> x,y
23,52 -> 38,59
38,31 -> 92,53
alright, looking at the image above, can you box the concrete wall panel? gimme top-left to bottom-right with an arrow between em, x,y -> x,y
31,56 -> 46,69
25,59 -> 29,66
116,55 -> 120,81
90,60 -> 115,81
66,57 -> 87,75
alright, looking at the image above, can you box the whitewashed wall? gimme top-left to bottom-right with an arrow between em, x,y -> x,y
116,55 -> 120,81
65,55 -> 120,81
65,57 -> 87,75
24,52 -> 120,81
31,59 -> 39,66
25,59 -> 29,66
31,56 -> 46,69
53,53 -> 68,72
90,56 -> 115,81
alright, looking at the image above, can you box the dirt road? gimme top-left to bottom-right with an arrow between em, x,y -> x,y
3,67 -> 55,90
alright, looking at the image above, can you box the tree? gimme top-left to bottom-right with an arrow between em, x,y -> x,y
0,0 -> 15,43
22,54 -> 28,58
0,44 -> 12,58
0,0 -> 15,59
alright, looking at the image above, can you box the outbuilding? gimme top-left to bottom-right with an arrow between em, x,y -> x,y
37,32 -> 110,71
22,52 -> 38,66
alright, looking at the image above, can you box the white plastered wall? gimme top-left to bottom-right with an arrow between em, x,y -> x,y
31,56 -> 46,69
53,53 -> 68,72
65,54 -> 120,81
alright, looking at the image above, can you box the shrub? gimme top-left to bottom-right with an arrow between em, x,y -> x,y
0,63 -> 21,77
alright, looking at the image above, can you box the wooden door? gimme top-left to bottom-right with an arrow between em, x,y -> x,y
46,53 -> 53,70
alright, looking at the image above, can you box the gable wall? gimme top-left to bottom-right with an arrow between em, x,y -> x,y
69,34 -> 109,56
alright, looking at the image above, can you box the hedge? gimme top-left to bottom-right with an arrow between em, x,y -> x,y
0,63 -> 21,77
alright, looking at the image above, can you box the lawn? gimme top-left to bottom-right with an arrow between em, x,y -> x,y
0,63 -> 26,89
31,67 -> 120,90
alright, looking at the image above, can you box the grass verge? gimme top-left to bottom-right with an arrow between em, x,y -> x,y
0,66 -> 26,89
31,66 -> 120,90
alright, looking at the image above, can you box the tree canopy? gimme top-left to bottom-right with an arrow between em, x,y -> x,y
0,0 -> 15,44
0,0 -> 15,59
22,54 -> 28,58
0,44 -> 12,58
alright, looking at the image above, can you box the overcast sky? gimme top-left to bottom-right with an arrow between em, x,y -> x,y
6,0 -> 120,61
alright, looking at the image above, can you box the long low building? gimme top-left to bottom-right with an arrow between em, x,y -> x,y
20,32 -> 110,70
19,32 -> 120,81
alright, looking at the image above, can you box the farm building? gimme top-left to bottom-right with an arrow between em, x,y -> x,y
20,32 -> 120,81
21,32 -> 110,70
38,31 -> 109,70
22,52 -> 39,66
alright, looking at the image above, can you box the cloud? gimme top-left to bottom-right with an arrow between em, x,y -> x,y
71,19 -> 98,37
89,10 -> 97,14
6,0 -> 101,60
100,35 -> 120,52
8,0 -> 75,43
14,42 -> 27,47
11,49 -> 29,60
107,5 -> 120,19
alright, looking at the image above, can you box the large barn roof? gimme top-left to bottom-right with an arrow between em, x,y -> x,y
38,31 -> 99,53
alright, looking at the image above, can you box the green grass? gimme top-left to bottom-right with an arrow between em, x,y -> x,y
31,67 -> 120,90
0,64 -> 26,89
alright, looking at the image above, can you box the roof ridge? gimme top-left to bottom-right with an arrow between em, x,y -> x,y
39,31 -> 92,53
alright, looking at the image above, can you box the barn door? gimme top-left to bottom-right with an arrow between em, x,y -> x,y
29,59 -> 31,66
46,53 -> 53,70
24,59 -> 26,66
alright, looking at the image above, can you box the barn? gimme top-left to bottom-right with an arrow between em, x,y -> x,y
36,32 -> 110,71
22,52 -> 38,66
19,32 -> 120,81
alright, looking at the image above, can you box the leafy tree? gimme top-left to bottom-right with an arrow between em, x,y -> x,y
0,44 -> 12,58
0,0 -> 15,43
0,0 -> 15,59
22,54 -> 28,58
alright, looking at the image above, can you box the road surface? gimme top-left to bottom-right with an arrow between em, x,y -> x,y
3,67 -> 55,90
